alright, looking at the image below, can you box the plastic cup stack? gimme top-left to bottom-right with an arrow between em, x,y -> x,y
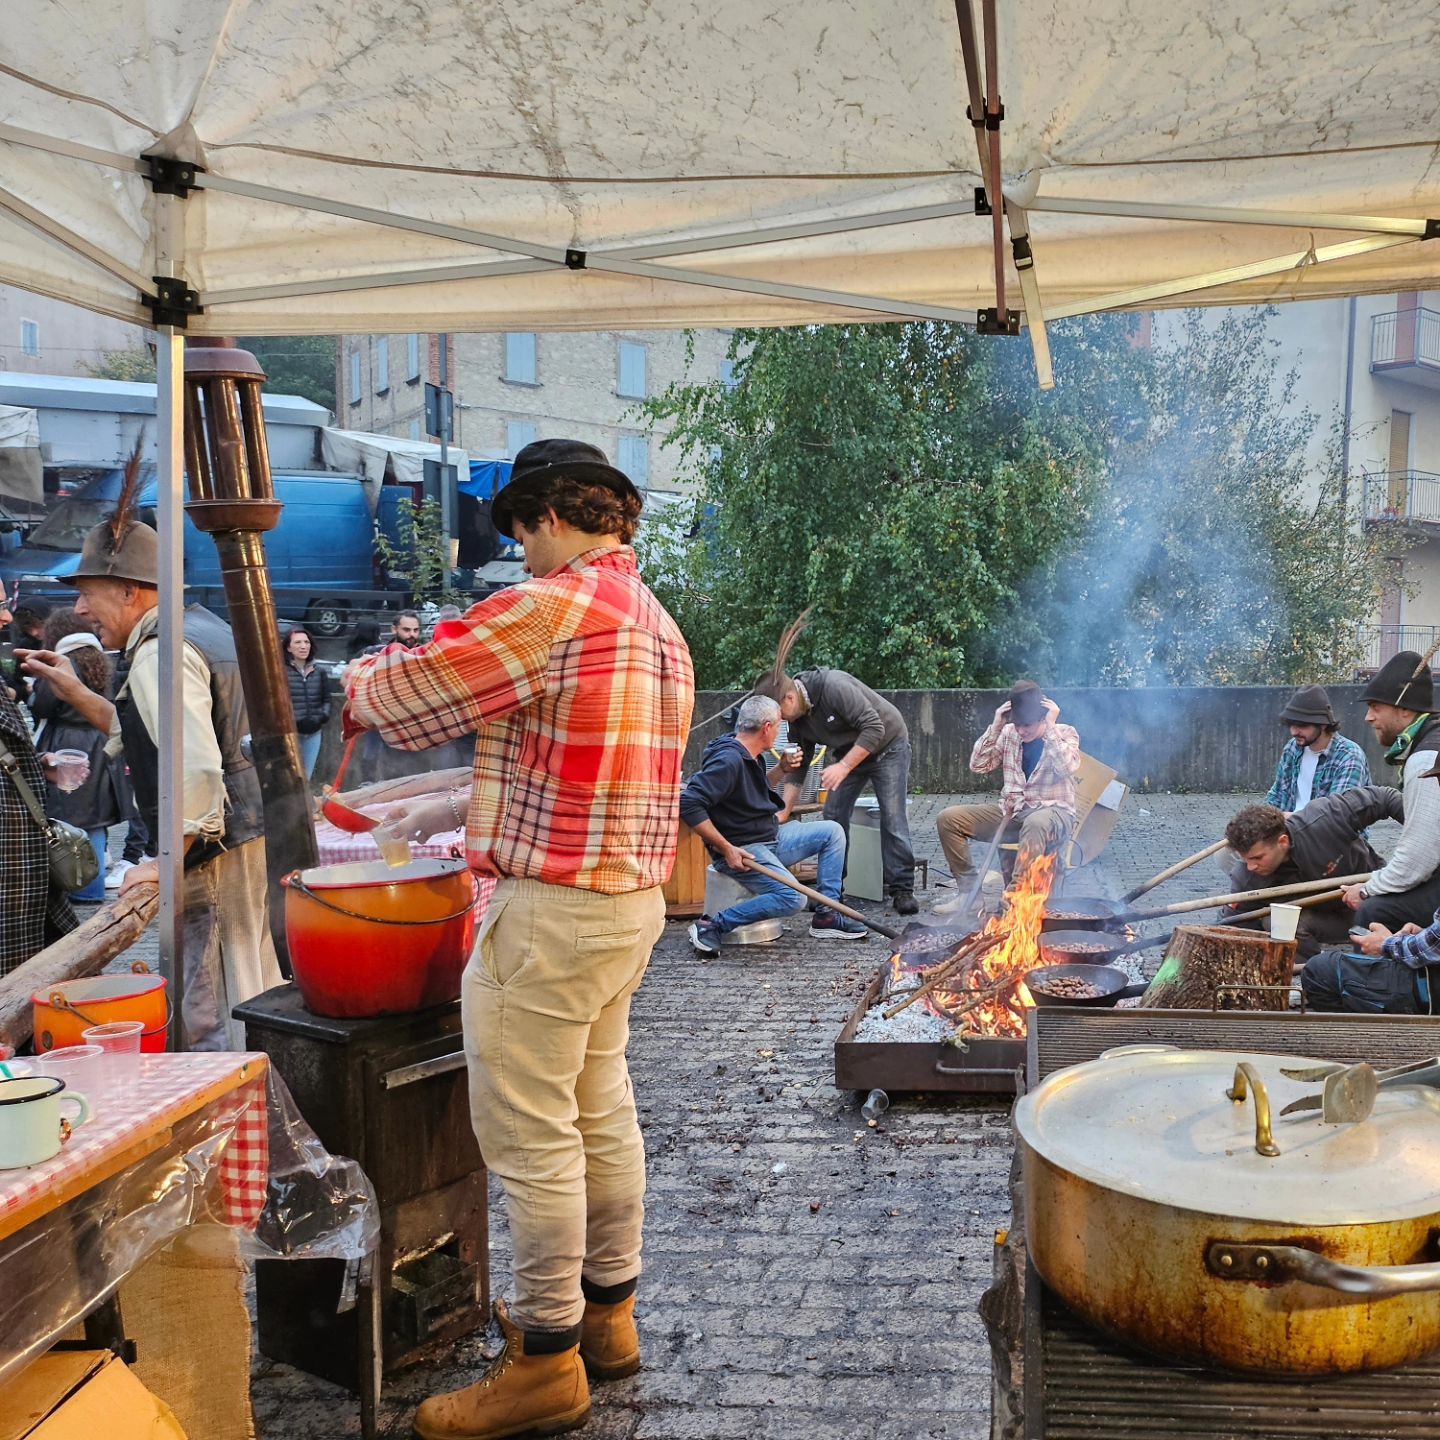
82,1020 -> 145,1094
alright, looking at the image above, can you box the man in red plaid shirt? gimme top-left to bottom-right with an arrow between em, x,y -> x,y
345,440 -> 693,1440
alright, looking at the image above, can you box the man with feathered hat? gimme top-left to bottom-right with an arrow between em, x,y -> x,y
752,610 -> 919,915
18,451 -> 280,1048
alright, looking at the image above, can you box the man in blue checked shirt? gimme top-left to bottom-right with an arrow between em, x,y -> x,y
1302,909 -> 1435,1015
1265,686 -> 1370,812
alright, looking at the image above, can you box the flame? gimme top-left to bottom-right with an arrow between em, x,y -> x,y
924,854 -> 1057,1037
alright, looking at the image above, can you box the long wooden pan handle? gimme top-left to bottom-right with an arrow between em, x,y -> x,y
1221,887 -> 1346,929
739,858 -> 901,942
1122,873 -> 1372,922
1122,839 -> 1228,904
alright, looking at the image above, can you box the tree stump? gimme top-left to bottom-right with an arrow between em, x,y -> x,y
1138,924 -> 1296,1011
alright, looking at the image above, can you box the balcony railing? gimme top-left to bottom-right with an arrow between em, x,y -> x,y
1362,471 -> 1440,525
1356,623 -> 1440,672
1372,306 -> 1440,373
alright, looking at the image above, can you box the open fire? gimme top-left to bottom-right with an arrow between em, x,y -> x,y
887,855 -> 1058,1038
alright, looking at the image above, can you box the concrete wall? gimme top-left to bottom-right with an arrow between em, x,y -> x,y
686,686 -> 1393,795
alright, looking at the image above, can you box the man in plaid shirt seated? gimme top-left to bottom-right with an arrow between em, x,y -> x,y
1264,685 -> 1370,812
346,439 -> 694,1440
933,680 -> 1080,912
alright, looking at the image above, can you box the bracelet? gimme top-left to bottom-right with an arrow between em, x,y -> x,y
447,791 -> 465,829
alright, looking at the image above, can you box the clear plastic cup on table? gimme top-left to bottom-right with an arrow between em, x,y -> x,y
37,1044 -> 105,1109
82,1020 -> 145,1091
48,748 -> 90,793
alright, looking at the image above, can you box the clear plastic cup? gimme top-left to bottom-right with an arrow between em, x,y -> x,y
38,1044 -> 104,1102
82,1021 -> 144,1089
49,748 -> 90,793
373,828 -> 412,869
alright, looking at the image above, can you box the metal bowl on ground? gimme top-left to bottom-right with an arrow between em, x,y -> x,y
721,918 -> 784,945
1015,1047 -> 1440,1374
282,857 -> 478,1018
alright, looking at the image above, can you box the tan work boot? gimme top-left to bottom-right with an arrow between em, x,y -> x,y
413,1300 -> 589,1440
580,1293 -> 640,1381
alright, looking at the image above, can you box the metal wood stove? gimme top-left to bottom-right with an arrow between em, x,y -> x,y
235,985 -> 489,1431
1001,1007 -> 1440,1439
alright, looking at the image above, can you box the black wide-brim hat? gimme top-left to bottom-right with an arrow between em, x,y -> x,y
491,438 -> 641,541
1007,682 -> 1046,725
1278,684 -> 1335,727
1363,650 -> 1434,711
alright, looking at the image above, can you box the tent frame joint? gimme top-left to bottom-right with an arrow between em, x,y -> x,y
145,276 -> 202,328
142,154 -> 205,198
974,187 -> 993,216
976,307 -> 1021,336
966,101 -> 1005,129
565,248 -> 587,270
1425,219 -> 1440,241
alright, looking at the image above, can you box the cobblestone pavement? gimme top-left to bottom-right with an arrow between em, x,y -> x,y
100,792 -> 1402,1438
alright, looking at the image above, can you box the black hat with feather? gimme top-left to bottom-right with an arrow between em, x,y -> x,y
73,441 -> 158,586
752,607 -> 812,703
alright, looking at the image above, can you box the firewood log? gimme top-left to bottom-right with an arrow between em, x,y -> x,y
328,766 -> 473,810
0,882 -> 159,1049
1138,923 -> 1295,1012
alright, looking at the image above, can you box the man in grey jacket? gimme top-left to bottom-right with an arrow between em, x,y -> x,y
1220,786 -> 1401,959
1337,652 -> 1440,931
759,667 -> 919,915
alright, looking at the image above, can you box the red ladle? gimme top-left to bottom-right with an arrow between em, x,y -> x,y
320,734 -> 379,833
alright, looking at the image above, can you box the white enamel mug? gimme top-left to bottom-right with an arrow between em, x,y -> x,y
0,1076 -> 91,1169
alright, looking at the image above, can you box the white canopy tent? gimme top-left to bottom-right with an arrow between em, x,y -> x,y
1,0 -> 1436,982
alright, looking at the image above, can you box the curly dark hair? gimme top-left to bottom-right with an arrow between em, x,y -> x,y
39,609 -> 111,696
505,476 -> 642,545
1225,804 -> 1288,854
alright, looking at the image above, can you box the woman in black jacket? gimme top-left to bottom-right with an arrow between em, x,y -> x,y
285,627 -> 330,779
30,617 -> 120,903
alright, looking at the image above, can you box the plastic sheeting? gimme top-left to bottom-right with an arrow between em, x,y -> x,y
0,406 -> 42,508
0,1067 -> 378,1387
0,1 -> 1435,339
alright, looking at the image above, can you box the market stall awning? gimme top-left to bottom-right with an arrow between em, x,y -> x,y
0,405 -> 42,508
0,0 -> 1436,347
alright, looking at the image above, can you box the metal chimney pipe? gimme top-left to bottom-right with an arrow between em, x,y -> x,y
182,345 -> 319,976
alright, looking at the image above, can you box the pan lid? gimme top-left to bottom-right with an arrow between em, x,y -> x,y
1015,1048 -> 1440,1226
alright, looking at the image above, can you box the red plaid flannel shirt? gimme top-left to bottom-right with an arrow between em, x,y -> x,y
346,547 -> 694,893
969,720 -> 1081,815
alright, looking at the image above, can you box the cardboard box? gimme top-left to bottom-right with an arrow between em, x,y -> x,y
0,1351 -> 187,1440
1069,752 -> 1128,867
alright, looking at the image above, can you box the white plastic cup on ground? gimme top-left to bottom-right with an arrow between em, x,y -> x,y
1270,904 -> 1301,942
48,748 -> 90,793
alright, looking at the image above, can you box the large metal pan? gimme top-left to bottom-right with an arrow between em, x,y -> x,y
1015,1048 -> 1440,1374
1038,896 -> 1129,934
1024,963 -> 1148,1009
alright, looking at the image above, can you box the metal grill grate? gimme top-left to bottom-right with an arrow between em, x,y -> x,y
1022,1007 -> 1440,1440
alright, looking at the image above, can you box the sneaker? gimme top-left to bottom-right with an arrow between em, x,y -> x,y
891,888 -> 920,916
930,886 -> 976,916
104,859 -> 135,892
809,909 -> 868,939
688,919 -> 723,956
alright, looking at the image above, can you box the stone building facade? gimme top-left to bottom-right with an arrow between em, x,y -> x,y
337,329 -> 734,493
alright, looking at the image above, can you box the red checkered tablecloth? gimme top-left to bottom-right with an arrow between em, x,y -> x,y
0,1052 -> 270,1238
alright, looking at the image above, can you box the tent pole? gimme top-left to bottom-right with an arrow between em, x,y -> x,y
1025,196 -> 1431,235
155,327 -> 186,1049
1041,232 -> 1417,320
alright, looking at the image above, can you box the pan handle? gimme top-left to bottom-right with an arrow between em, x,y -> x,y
933,1060 -> 1020,1077
1225,1063 -> 1281,1158
1206,1241 -> 1440,1297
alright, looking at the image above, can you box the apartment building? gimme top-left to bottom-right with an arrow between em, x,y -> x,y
0,286 -> 143,377
337,330 -> 734,493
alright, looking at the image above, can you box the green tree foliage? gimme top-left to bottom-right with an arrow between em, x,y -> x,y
374,496 -> 463,608
81,345 -> 156,382
638,324 -> 1102,689
235,336 -> 337,412
639,314 -> 1397,690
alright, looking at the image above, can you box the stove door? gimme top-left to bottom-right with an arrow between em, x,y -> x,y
366,1035 -> 482,1204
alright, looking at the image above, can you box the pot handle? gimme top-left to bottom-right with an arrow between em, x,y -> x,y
1225,1062 -> 1281,1157
1206,1241 -> 1440,1297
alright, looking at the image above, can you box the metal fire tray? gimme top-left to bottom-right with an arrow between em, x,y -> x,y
835,964 -> 1024,1095
1010,1006 -> 1440,1440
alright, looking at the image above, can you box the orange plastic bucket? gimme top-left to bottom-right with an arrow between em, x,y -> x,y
33,966 -> 169,1053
